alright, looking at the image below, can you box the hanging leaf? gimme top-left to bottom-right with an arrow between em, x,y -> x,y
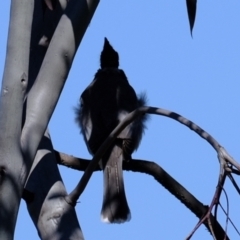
186,0 -> 197,36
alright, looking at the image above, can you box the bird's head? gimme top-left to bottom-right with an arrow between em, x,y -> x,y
100,38 -> 119,69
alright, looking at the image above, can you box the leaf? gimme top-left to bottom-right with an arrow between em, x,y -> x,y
186,0 -> 197,36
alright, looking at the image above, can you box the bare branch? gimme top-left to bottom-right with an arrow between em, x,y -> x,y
55,150 -> 92,171
186,171 -> 228,239
21,1 -> 98,239
219,147 -> 240,172
62,105 -> 239,239
222,188 -> 230,240
28,0 -> 68,91
21,0 -> 99,179
25,131 -> 84,240
219,203 -> 240,237
67,106 -> 240,206
55,150 -> 229,240
228,173 -> 240,195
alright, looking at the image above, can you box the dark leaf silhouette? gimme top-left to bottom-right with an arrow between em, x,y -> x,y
186,0 -> 197,35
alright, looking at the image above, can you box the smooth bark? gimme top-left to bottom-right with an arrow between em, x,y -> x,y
22,0 -> 99,239
0,0 -> 99,239
25,131 -> 84,240
0,1 -> 34,239
21,0 -> 99,176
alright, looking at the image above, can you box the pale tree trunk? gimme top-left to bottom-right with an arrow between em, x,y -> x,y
0,0 -> 99,239
0,1 -> 34,238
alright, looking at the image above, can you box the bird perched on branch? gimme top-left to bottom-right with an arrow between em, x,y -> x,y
75,38 -> 147,223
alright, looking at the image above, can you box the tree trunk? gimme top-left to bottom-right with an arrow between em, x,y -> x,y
0,0 -> 99,239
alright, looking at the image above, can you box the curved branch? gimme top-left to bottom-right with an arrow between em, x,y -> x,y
67,106 -> 240,206
55,150 -> 229,240
61,106 -> 238,239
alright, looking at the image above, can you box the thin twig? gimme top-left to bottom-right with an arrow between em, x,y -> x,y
221,187 -> 229,240
219,202 -> 240,236
185,169 -> 227,240
228,173 -> 240,195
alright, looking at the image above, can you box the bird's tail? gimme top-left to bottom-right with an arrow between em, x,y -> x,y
101,144 -> 131,223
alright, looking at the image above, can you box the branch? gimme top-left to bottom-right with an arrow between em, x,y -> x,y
22,1 -> 97,239
62,106 -> 239,239
21,0 -> 99,178
28,0 -> 67,91
24,132 -> 84,240
55,150 -> 229,240
67,106 -> 240,205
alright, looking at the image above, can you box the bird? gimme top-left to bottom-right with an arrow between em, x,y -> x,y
75,37 -> 147,223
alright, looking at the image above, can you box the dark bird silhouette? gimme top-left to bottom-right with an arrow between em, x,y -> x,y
75,38 -> 147,223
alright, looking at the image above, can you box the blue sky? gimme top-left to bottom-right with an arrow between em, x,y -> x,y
1,1 -> 240,239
